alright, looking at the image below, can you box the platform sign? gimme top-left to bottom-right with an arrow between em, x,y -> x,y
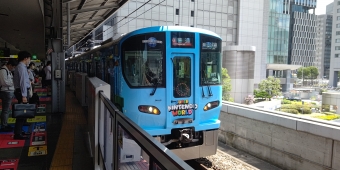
27,116 -> 46,123
0,140 -> 25,149
28,146 -> 47,156
0,159 -> 19,170
33,122 -> 46,132
30,131 -> 47,146
36,107 -> 46,114
7,118 -> 16,124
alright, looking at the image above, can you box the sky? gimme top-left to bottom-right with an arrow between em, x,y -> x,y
315,0 -> 334,15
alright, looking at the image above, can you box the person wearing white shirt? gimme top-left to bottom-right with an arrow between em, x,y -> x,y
44,61 -> 52,95
0,59 -> 17,132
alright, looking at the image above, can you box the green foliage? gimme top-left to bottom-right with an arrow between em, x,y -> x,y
297,66 -> 319,79
319,89 -> 327,95
280,109 -> 299,114
323,112 -> 335,115
280,103 -> 312,114
310,102 -> 317,105
254,89 -> 271,99
282,99 -> 292,104
309,66 -> 319,79
310,96 -> 316,101
258,76 -> 282,97
322,104 -> 330,112
297,66 -> 319,86
221,67 -> 232,101
297,67 -> 309,79
313,114 -> 340,121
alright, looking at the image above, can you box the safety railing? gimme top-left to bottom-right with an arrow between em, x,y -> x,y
97,91 -> 193,170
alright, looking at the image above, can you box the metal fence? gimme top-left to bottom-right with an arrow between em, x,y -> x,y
97,91 -> 193,170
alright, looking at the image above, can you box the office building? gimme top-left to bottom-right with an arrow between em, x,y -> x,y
265,0 -> 316,92
329,0 -> 340,87
315,14 -> 332,79
288,0 -> 317,67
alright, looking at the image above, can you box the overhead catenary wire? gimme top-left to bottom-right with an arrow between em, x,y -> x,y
74,0 -> 153,51
96,0 -> 166,40
71,0 -> 165,53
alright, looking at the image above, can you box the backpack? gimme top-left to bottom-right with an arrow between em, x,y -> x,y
0,67 -> 9,90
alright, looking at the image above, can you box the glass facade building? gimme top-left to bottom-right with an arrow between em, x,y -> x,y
267,0 -> 316,66
267,0 -> 290,64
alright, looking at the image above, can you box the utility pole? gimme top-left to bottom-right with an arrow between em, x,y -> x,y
302,68 -> 304,87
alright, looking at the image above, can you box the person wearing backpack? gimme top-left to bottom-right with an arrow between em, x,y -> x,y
0,59 -> 18,132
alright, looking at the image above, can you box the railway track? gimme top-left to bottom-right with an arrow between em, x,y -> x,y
185,150 -> 260,170
185,159 -> 210,170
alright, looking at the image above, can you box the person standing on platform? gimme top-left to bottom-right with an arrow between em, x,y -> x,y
13,51 -> 31,139
44,61 -> 51,95
28,62 -> 36,92
0,59 -> 18,132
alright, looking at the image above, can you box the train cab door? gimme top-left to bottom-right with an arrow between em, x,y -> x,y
168,53 -> 197,127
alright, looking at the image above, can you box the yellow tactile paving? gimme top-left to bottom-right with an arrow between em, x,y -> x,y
50,166 -> 72,170
50,90 -> 87,170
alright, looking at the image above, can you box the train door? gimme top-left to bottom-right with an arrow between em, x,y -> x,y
168,53 -> 196,126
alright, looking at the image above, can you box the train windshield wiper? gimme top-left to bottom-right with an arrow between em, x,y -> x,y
207,85 -> 213,96
150,78 -> 159,96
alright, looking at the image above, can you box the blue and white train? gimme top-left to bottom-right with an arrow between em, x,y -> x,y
67,26 -> 222,160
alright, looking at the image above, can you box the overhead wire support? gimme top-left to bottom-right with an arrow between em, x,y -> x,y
73,0 -> 165,52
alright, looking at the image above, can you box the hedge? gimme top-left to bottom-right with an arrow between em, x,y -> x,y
280,109 -> 299,114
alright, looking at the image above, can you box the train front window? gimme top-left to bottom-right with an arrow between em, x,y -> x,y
122,32 -> 165,87
200,34 -> 222,85
173,57 -> 191,98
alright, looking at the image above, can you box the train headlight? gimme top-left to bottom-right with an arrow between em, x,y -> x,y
203,101 -> 220,111
138,105 -> 161,115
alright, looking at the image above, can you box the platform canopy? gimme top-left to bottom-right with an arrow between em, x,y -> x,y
266,64 -> 302,71
0,0 -> 129,60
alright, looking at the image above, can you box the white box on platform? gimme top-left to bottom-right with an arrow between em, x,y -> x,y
119,136 -> 141,163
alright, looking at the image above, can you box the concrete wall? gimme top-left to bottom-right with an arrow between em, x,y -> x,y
219,102 -> 340,170
322,92 -> 340,114
222,45 -> 255,104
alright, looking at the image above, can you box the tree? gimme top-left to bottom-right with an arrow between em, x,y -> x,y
297,67 -> 310,86
221,67 -> 233,101
309,66 -> 319,82
258,76 -> 282,98
297,66 -> 319,85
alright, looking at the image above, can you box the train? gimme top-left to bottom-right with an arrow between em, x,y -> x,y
66,26 -> 222,160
